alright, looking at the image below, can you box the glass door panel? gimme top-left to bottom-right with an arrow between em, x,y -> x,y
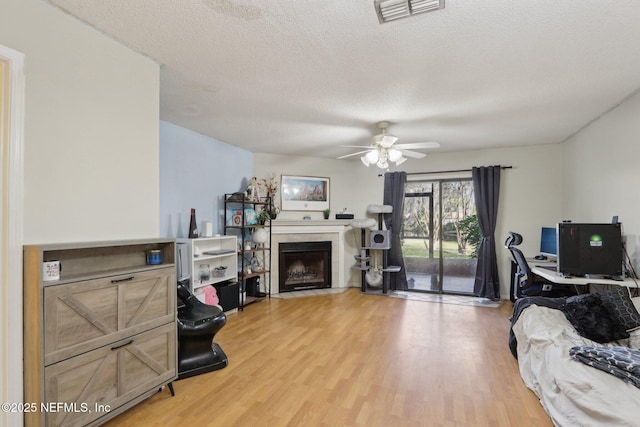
440,181 -> 477,294
402,182 -> 441,292
402,179 -> 479,295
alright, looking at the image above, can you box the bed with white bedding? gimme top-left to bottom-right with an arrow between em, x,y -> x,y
512,300 -> 640,426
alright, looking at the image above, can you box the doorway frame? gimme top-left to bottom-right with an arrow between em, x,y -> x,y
0,43 -> 25,427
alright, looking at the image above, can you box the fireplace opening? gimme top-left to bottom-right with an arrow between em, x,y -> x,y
279,241 -> 331,292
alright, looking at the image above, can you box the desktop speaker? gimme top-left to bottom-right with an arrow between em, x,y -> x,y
370,230 -> 391,249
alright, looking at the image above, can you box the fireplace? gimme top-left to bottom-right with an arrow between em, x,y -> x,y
279,241 -> 331,292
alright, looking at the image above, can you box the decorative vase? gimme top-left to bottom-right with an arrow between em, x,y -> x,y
253,228 -> 268,245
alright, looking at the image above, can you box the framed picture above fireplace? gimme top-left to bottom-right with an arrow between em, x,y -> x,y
281,175 -> 330,211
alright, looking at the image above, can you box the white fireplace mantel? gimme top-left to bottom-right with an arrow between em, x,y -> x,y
270,220 -> 353,293
271,219 -> 351,234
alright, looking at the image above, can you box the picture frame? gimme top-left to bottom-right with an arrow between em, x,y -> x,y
225,208 -> 257,226
281,175 -> 330,211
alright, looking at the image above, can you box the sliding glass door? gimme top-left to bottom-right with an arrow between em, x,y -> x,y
401,179 -> 479,295
402,183 -> 439,291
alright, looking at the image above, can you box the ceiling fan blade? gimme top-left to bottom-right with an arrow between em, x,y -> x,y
399,149 -> 427,159
340,145 -> 374,148
337,150 -> 372,160
375,134 -> 398,148
393,142 -> 440,150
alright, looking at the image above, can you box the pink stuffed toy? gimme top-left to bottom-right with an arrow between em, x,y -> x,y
203,286 -> 219,306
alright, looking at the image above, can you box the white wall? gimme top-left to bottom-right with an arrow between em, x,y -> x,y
254,153 -> 383,220
255,144 -> 565,299
160,121 -> 253,237
1,0 -> 161,424
1,0 -> 160,244
563,90 -> 640,271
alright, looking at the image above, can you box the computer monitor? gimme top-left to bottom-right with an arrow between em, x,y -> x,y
539,227 -> 557,257
557,223 -> 623,277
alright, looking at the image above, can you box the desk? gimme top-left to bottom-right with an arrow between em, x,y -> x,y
530,262 -> 639,288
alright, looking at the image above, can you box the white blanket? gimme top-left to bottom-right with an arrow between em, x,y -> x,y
512,305 -> 640,426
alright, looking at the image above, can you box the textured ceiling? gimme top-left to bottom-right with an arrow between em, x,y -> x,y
46,0 -> 640,158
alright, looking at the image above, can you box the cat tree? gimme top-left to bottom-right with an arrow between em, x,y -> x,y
350,205 -> 401,294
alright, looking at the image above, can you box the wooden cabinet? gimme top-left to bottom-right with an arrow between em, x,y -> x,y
23,239 -> 177,427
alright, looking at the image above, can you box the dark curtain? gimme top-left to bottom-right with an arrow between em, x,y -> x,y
472,166 -> 501,300
383,171 -> 408,290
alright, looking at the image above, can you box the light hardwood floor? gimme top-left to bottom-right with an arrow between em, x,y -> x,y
103,289 -> 552,426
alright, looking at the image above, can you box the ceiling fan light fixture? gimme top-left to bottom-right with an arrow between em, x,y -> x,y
337,120 -> 438,169
395,156 -> 407,166
366,149 -> 380,163
377,160 -> 389,169
388,148 -> 402,162
374,0 -> 444,24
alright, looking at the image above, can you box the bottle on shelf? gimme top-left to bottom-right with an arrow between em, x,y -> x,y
189,208 -> 199,238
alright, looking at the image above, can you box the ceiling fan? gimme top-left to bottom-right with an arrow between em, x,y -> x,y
337,121 -> 440,169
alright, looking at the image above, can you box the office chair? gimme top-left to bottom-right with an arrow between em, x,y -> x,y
505,232 -> 576,299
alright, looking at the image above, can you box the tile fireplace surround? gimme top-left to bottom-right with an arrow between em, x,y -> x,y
271,220 -> 353,294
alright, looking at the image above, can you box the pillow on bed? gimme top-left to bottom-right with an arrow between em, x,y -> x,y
562,293 -> 630,343
597,288 -> 640,332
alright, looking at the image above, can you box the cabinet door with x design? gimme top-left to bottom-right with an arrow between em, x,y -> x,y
43,268 -> 175,365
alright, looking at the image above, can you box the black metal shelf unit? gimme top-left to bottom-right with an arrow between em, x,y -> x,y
223,193 -> 272,310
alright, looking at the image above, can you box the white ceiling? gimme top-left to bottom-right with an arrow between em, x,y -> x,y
46,0 -> 640,159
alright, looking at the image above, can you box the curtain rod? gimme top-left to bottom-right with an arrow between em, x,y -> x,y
378,165 -> 512,177
406,165 -> 512,175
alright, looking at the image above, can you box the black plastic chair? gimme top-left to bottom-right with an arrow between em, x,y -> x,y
176,279 -> 228,379
505,232 -> 576,299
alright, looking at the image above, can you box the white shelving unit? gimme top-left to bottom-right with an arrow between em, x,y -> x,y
177,236 -> 238,301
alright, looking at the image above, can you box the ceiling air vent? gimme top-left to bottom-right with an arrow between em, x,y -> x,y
374,0 -> 444,24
